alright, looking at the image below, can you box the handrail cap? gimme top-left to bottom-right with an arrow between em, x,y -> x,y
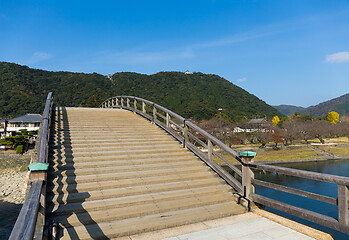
239,151 -> 257,157
28,163 -> 49,171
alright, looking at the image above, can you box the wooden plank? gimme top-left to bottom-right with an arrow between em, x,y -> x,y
251,193 -> 349,234
9,181 -> 43,240
338,185 -> 349,225
213,151 -> 242,177
186,142 -> 242,193
253,179 -> 337,205
254,164 -> 349,186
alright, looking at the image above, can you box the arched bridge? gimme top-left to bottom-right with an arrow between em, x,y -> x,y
9,94 -> 349,239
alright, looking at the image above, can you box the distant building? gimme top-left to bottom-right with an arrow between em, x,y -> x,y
0,117 -> 8,138
247,118 -> 269,127
107,74 -> 113,81
6,114 -> 42,136
233,118 -> 272,133
184,70 -> 191,75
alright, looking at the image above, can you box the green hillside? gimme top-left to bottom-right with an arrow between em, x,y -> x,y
0,62 -> 280,121
111,72 -> 280,120
301,93 -> 349,118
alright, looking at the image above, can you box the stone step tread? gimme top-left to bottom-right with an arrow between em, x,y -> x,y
48,160 -> 205,176
47,165 -> 210,185
51,128 -> 161,132
49,153 -> 195,164
49,140 -> 177,148
51,194 -> 234,228
47,171 -> 220,194
46,178 -> 227,204
59,202 -> 245,240
47,185 -> 230,215
50,132 -> 168,137
49,137 -> 173,145
49,137 -> 172,144
48,155 -> 196,170
49,144 -> 182,153
50,130 -> 163,136
49,148 -> 188,158
48,150 -> 193,162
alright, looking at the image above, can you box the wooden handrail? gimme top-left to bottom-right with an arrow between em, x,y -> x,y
9,92 -> 54,240
101,95 -> 349,234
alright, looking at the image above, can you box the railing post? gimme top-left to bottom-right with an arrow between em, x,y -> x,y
121,98 -> 124,107
127,98 -> 130,108
134,98 -> 137,113
166,113 -> 170,128
207,139 -> 214,162
108,99 -> 111,108
240,151 -> 256,200
142,102 -> 146,113
152,104 -> 157,124
116,97 -> 119,107
183,120 -> 189,148
338,185 -> 349,225
112,98 -> 115,107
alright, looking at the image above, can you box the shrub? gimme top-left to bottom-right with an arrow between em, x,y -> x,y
16,145 -> 24,154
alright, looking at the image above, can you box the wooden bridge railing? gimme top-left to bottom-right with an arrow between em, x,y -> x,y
9,92 -> 54,240
101,95 -> 349,235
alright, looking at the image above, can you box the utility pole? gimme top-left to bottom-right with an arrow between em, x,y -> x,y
218,108 -> 223,141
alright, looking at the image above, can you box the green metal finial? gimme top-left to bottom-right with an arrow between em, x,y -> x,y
239,151 -> 257,157
28,163 -> 49,171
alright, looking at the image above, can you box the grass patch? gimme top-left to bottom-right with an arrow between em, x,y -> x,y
215,147 -> 320,164
253,148 -> 319,162
318,146 -> 349,157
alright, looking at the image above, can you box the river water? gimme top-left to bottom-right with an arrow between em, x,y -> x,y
252,159 -> 349,240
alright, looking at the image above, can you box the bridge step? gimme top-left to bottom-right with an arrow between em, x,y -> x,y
47,107 -> 245,239
48,160 -> 205,177
47,185 -> 229,216
51,193 -> 234,228
46,178 -> 225,205
47,171 -> 218,194
49,155 -> 196,170
49,139 -> 177,148
48,143 -> 183,154
47,164 -> 211,186
59,202 -> 244,240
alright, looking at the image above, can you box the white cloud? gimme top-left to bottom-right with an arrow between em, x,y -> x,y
326,52 -> 349,63
25,51 -> 52,64
237,77 -> 247,82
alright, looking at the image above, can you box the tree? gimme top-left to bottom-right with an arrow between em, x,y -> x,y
272,116 -> 280,126
327,111 -> 339,124
86,90 -> 101,108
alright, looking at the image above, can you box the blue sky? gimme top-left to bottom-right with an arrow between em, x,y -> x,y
1,0 -> 349,107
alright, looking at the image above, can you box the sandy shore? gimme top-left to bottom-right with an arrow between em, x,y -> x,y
0,170 -> 28,239
0,170 -> 28,204
0,153 -> 31,239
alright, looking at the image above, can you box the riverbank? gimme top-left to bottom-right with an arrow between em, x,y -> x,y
0,153 -> 31,239
216,138 -> 349,165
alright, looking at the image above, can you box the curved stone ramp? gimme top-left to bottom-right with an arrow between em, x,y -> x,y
46,107 -> 245,240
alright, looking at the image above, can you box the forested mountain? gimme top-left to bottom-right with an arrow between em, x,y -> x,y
0,62 -> 280,121
273,105 -> 306,116
0,62 -> 114,118
273,93 -> 349,118
301,93 -> 349,118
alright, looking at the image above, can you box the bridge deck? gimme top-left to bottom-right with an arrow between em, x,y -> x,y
46,107 -> 246,239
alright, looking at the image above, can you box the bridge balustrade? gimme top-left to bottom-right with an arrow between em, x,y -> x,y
9,92 -> 54,240
101,95 -> 349,235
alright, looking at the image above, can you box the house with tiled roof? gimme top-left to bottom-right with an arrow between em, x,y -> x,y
6,114 -> 41,135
